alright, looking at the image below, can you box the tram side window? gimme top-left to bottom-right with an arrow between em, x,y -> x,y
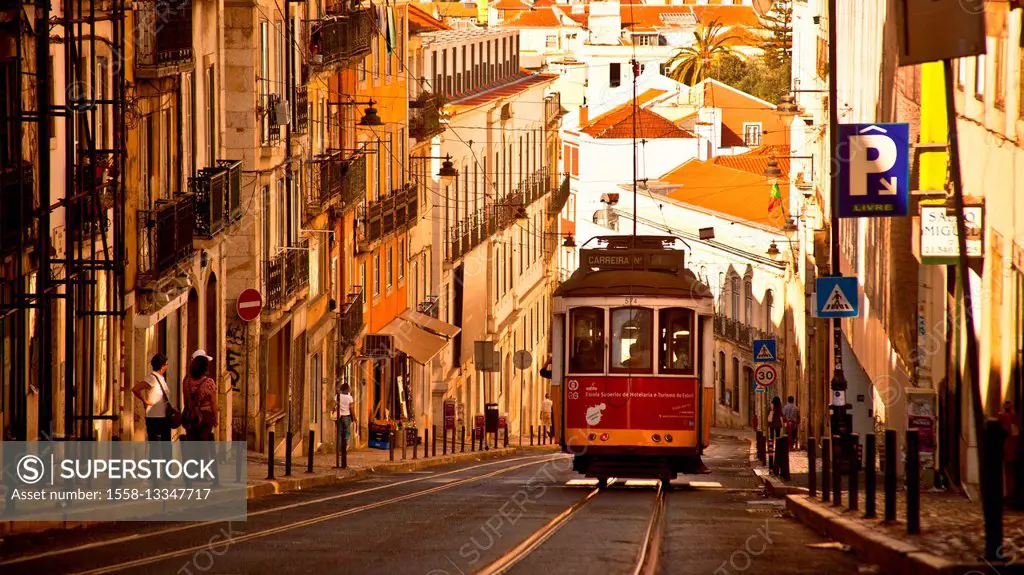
660,308 -> 694,374
610,307 -> 653,373
570,308 -> 605,373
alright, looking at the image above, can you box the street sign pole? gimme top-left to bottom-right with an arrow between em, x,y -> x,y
827,0 -> 850,460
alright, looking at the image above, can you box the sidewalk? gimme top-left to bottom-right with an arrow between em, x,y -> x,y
755,447 -> 1024,574
1,436 -> 557,537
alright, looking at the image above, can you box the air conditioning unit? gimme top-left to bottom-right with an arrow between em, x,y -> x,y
271,97 -> 290,126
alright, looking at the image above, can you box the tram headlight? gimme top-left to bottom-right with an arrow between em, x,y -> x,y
652,434 -> 661,443
600,433 -> 609,442
665,434 -> 673,443
588,433 -> 597,441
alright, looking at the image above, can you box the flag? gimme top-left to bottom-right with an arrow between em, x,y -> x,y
768,182 -> 782,214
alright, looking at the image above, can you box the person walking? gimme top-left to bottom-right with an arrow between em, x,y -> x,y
769,396 -> 783,441
182,350 -> 219,486
782,395 -> 801,450
540,393 -> 554,438
133,353 -> 174,442
332,383 -> 357,451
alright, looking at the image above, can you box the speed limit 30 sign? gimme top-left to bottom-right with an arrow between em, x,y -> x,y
754,364 -> 778,387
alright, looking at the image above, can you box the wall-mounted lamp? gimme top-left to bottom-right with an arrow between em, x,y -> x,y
766,240 -> 781,259
410,153 -> 459,186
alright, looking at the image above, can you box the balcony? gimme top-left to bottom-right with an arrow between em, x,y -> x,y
445,209 -> 489,263
0,162 -> 35,254
519,168 -> 551,206
409,92 -> 445,141
544,93 -> 564,127
138,193 -> 194,278
264,237 -> 310,309
308,151 -> 367,223
135,0 -> 194,78
714,314 -> 774,353
190,159 -> 242,237
293,86 -> 309,134
548,174 -> 570,215
417,295 -> 440,319
361,185 -> 417,244
305,9 -> 373,71
338,287 -> 364,342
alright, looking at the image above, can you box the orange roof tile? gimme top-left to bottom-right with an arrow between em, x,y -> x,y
433,2 -> 478,18
533,0 -> 555,6
619,5 -> 696,31
561,6 -> 588,25
408,3 -> 451,32
712,147 -> 790,179
689,5 -> 760,28
581,93 -> 695,140
659,150 -> 790,227
493,0 -> 531,10
505,6 -> 563,27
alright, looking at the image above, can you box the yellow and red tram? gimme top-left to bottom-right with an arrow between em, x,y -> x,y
552,235 -> 715,482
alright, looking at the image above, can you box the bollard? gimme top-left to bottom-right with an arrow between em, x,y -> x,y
480,427 -> 485,451
530,426 -> 534,446
821,437 -> 831,503
884,429 -> 897,522
504,427 -> 509,448
831,435 -> 842,507
865,433 -> 876,518
267,430 -> 276,480
780,435 -> 790,481
424,428 -> 430,458
461,426 -> 466,453
983,420 -> 1005,560
756,430 -> 766,464
848,433 -> 859,512
768,434 -> 775,472
402,428 -> 408,460
453,427 -> 458,453
432,425 -> 437,457
413,429 -> 419,459
284,431 -> 293,476
906,429 -> 920,534
443,425 -> 448,456
235,441 -> 244,483
340,424 -> 348,469
335,422 -> 341,469
808,438 -> 817,498
389,430 -> 395,462
470,429 -> 475,452
307,430 -> 315,473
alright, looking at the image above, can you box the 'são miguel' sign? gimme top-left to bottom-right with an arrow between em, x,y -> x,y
919,202 -> 984,264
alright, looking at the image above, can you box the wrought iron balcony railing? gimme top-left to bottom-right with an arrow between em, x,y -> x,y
138,193 -> 194,278
409,91 -> 445,141
339,287 -> 364,342
545,92 -> 563,127
548,174 -> 570,216
305,9 -> 373,70
191,159 -> 242,237
135,0 -> 194,77
264,238 -> 310,309
361,184 -> 417,244
294,85 -> 309,134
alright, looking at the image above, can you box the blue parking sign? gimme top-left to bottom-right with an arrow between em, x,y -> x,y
837,123 -> 909,218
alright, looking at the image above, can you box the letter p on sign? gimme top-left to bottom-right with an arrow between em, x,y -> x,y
837,123 -> 910,218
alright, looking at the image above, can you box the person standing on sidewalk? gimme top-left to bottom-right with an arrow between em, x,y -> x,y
133,353 -> 172,442
782,395 -> 801,450
540,393 -> 554,438
332,383 -> 357,451
181,350 -> 219,486
769,396 -> 783,441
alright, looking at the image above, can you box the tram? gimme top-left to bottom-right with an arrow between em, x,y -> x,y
552,235 -> 715,482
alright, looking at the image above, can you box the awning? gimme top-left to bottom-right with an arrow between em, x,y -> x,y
377,317 -> 449,365
400,309 -> 461,338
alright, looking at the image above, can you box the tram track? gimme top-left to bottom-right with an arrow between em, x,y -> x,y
1,454 -> 562,573
475,480 -> 668,575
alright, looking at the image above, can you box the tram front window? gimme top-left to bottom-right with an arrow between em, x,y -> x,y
570,308 -> 605,373
610,307 -> 652,373
660,307 -> 694,374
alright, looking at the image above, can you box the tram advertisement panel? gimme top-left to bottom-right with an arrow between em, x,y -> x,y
565,377 -> 697,431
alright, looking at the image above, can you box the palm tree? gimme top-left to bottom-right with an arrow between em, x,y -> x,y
665,19 -> 740,85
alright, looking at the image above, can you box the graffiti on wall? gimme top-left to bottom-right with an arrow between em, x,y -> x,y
226,320 -> 245,391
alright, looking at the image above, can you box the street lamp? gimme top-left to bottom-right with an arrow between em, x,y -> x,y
762,160 -> 784,179
328,99 -> 383,126
410,154 -> 459,186
766,240 -> 781,260
562,234 -> 576,250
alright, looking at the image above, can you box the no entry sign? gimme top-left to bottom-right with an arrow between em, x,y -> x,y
236,288 -> 263,321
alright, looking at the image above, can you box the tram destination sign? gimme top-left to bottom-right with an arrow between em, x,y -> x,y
581,249 -> 684,271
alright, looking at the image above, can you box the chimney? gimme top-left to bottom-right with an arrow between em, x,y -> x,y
580,105 -> 589,126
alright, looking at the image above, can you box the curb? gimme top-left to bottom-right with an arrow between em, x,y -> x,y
1,445 -> 559,537
754,468 -> 807,497
785,494 -> 1024,575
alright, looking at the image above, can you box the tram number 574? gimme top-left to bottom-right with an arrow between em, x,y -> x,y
623,297 -> 638,305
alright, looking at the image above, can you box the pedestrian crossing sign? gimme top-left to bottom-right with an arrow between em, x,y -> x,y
815,277 -> 859,318
752,339 -> 776,363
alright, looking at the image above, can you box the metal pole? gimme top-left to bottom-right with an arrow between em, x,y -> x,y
821,437 -> 831,502
907,429 -> 920,534
885,429 -> 897,521
284,431 -> 293,476
865,433 -> 877,518
631,58 -> 638,238
848,433 -> 859,512
808,438 -> 817,498
983,420 -> 1004,560
267,430 -> 275,480
832,435 -> 842,507
307,430 -> 314,473
244,322 -> 250,447
826,0 -> 850,465
942,57 -> 992,538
